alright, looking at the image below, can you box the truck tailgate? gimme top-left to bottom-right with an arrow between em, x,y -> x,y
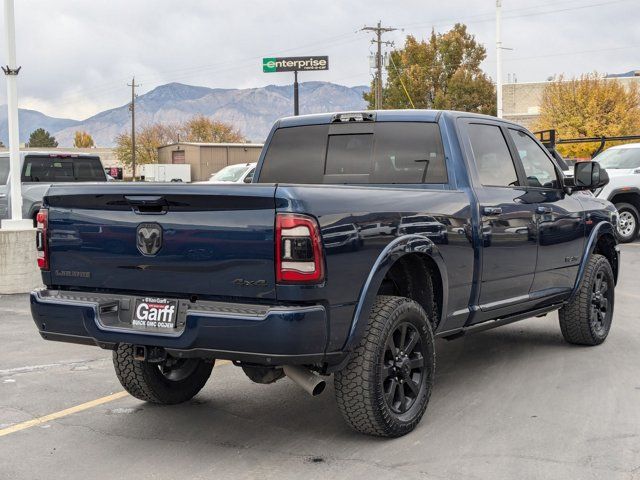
43,183 -> 277,300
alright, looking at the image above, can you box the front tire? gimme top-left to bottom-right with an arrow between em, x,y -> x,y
615,202 -> 639,243
113,344 -> 213,404
334,296 -> 435,437
559,254 -> 615,346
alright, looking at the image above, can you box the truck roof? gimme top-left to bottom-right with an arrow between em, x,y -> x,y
605,143 -> 640,150
277,109 -> 522,129
0,150 -> 101,159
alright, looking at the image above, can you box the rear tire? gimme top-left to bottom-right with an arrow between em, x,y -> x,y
334,296 -> 435,437
559,254 -> 615,346
615,202 -> 639,243
113,344 -> 213,404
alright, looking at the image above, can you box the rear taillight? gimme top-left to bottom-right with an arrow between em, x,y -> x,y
276,213 -> 324,284
36,208 -> 49,270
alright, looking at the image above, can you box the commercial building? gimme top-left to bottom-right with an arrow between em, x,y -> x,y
503,71 -> 640,129
157,142 -> 264,181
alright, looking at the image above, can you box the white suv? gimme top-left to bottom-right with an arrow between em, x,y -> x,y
206,163 -> 256,184
593,143 -> 640,242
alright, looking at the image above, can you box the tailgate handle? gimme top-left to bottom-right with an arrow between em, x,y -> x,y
125,196 -> 168,215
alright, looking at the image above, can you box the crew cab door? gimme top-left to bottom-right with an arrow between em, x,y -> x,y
462,121 -> 538,319
506,128 -> 584,295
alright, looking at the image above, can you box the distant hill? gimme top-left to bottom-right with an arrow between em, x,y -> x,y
0,107 -> 79,145
5,81 -> 368,147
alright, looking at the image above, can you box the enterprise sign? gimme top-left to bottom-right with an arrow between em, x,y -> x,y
263,56 -> 329,73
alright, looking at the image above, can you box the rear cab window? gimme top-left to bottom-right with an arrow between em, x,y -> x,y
258,122 -> 447,185
21,155 -> 106,182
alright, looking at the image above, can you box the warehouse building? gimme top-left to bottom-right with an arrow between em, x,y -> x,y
157,142 -> 264,181
503,71 -> 640,129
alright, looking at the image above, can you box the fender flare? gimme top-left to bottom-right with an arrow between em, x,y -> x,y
342,234 -> 449,352
568,221 -> 619,302
28,201 -> 42,219
607,187 -> 640,202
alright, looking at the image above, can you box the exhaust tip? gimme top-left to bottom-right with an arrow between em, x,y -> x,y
311,380 -> 326,396
283,365 -> 326,397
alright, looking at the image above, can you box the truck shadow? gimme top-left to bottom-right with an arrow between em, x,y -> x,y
101,316 -> 575,452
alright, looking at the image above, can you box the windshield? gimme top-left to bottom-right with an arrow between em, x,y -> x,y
0,157 -> 8,184
211,164 -> 249,182
595,147 -> 640,169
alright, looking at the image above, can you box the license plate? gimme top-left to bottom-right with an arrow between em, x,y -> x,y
132,297 -> 178,330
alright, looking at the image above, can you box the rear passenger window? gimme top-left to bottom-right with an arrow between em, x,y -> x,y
467,124 -> 519,187
259,122 -> 447,184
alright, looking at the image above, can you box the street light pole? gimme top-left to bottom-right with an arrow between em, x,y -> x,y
293,70 -> 299,116
496,0 -> 503,118
1,0 -> 30,229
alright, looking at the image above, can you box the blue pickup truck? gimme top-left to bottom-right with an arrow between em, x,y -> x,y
30,110 -> 619,437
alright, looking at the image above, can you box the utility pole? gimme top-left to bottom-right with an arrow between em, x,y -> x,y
127,77 -> 140,179
496,0 -> 503,118
361,21 -> 396,109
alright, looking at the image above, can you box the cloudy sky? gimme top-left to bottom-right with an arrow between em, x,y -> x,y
0,0 -> 638,120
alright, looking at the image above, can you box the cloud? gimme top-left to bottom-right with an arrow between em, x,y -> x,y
0,0 -> 638,119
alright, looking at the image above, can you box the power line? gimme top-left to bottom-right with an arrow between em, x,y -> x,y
400,0 -> 632,31
361,21 -> 397,109
388,53 -> 415,108
127,76 -> 140,179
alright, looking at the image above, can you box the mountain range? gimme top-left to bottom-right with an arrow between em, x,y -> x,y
2,81 -> 369,146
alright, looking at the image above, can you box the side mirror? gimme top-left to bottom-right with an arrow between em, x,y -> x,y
243,176 -> 253,183
573,161 -> 609,190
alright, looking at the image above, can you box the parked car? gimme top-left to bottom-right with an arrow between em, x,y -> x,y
359,222 -> 395,237
589,143 -> 640,242
31,110 -> 619,438
0,151 -> 107,224
206,163 -> 256,184
322,223 -> 362,250
397,215 -> 448,244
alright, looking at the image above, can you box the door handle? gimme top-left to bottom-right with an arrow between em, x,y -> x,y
536,206 -> 553,214
483,206 -> 502,216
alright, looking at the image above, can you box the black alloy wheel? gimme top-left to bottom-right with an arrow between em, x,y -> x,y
382,322 -> 427,415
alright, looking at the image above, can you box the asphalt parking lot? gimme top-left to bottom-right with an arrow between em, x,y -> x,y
1,245 -> 639,480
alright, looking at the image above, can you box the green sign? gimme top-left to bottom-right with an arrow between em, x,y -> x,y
263,56 -> 329,73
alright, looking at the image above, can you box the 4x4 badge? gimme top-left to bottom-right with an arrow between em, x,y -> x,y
136,223 -> 163,256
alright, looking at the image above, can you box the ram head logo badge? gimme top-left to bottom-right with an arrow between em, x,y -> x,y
136,223 -> 163,256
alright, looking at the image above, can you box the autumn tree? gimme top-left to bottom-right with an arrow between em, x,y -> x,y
114,117 -> 246,177
365,24 -> 496,114
114,122 -> 182,174
183,115 -> 246,143
27,128 -> 58,148
73,131 -> 95,148
534,73 -> 640,157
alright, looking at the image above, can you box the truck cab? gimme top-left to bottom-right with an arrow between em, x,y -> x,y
0,151 -> 107,223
